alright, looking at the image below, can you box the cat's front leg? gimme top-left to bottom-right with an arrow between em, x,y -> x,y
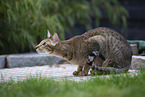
78,64 -> 90,76
73,65 -> 83,75
77,51 -> 99,76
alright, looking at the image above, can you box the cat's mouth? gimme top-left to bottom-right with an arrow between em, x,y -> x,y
36,49 -> 46,54
36,48 -> 52,54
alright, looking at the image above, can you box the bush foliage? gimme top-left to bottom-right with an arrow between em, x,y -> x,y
0,0 -> 128,54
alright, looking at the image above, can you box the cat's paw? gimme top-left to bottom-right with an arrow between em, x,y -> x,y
73,71 -> 79,75
78,71 -> 88,76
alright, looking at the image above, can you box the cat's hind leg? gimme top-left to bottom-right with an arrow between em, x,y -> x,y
87,51 -> 101,67
75,51 -> 100,76
90,59 -> 110,75
87,51 -> 107,75
76,51 -> 107,76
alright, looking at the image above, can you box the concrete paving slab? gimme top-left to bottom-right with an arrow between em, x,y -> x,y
0,64 -> 139,82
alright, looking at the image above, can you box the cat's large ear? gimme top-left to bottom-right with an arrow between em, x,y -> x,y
47,30 -> 52,38
53,33 -> 60,42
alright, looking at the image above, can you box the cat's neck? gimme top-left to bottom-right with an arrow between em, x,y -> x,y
52,40 -> 71,60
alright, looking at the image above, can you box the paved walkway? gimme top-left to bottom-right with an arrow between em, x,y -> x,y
0,64 -> 138,82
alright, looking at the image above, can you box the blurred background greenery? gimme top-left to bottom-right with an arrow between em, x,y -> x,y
0,0 -> 129,54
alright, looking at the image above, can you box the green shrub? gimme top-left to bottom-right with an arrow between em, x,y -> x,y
0,0 -> 128,54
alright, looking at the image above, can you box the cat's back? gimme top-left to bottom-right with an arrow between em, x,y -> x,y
83,27 -> 125,40
83,27 -> 131,47
83,27 -> 132,55
67,27 -> 131,50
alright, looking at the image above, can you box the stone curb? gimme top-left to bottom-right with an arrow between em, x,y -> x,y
0,53 -> 145,69
131,56 -> 145,69
0,55 -> 5,68
7,53 -> 65,68
0,53 -> 65,68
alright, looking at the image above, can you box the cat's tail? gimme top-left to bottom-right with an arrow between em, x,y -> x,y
95,66 -> 130,74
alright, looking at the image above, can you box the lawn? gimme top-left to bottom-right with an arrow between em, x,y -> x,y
0,70 -> 145,97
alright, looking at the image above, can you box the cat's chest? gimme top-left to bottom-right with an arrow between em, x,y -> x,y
70,57 -> 87,65
69,49 -> 88,65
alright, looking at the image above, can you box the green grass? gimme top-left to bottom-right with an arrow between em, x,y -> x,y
0,71 -> 145,97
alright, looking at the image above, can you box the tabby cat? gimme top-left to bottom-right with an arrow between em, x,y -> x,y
36,27 -> 133,76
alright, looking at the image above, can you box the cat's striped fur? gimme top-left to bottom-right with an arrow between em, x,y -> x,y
36,27 -> 133,76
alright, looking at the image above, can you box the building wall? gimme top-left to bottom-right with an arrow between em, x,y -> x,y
109,0 -> 145,40
65,0 -> 145,40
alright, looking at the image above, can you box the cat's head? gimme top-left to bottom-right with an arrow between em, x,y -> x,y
36,30 -> 60,54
